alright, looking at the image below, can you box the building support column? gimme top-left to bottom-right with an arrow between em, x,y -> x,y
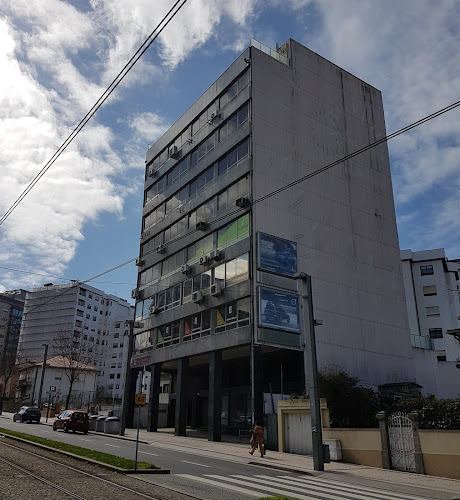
147,363 -> 162,432
174,357 -> 189,436
208,349 -> 222,442
252,345 -> 264,425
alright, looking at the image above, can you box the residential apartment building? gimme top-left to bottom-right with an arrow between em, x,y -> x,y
401,248 -> 460,398
17,283 -> 134,403
126,39 -> 415,439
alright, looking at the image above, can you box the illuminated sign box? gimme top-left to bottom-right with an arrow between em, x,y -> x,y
258,286 -> 300,333
258,232 -> 297,276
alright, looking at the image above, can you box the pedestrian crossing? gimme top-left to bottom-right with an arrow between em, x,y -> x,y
177,473 -> 432,500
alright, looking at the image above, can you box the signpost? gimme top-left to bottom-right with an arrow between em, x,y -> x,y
134,392 -> 146,470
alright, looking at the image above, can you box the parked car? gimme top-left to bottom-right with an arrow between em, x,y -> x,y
13,406 -> 41,423
53,410 -> 89,434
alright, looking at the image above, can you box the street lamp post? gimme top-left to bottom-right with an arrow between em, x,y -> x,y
37,344 -> 48,410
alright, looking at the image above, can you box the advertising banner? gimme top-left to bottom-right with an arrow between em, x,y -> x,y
258,233 -> 297,276
258,286 -> 300,333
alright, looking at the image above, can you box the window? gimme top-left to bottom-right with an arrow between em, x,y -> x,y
114,332 -> 120,338
423,285 -> 437,296
75,320 -> 82,327
157,321 -> 180,348
420,265 -> 434,276
88,293 -> 93,299
79,289 -> 86,296
184,311 -> 211,341
426,306 -> 440,317
113,343 -> 118,348
76,309 -> 83,317
94,306 -> 98,312
217,214 -> 249,250
78,299 -> 85,306
93,316 -> 97,321
429,328 -> 443,339
101,299 -> 105,305
95,296 -> 99,302
86,314 -> 90,319
115,322 -> 121,328
215,297 -> 250,333
437,354 -> 447,362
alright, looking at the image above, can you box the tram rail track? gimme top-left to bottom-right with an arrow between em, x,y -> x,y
0,439 -> 193,500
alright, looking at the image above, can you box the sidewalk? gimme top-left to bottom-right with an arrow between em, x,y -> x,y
1,411 -> 459,496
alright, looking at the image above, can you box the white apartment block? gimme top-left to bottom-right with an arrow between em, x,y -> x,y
17,283 -> 134,402
401,248 -> 460,398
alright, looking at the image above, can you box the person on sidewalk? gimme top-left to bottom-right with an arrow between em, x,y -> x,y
249,421 -> 264,457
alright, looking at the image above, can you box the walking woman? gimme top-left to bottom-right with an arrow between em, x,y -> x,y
249,421 -> 264,457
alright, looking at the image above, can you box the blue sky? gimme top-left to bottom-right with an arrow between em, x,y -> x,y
0,0 -> 459,302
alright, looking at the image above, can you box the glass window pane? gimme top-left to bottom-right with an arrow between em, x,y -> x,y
235,254 -> 249,283
197,172 -> 205,191
198,141 -> 206,160
192,313 -> 201,332
202,310 -> 211,330
228,114 -> 237,136
238,138 -> 249,160
206,166 -> 214,184
157,291 -> 165,309
227,82 -> 237,102
135,301 -> 143,320
193,274 -> 201,292
184,317 -> 192,336
190,150 -> 198,168
201,270 -> 212,291
228,183 -> 238,204
238,103 -> 248,126
218,157 -> 227,176
218,191 -> 227,211
238,297 -> 250,324
226,259 -> 238,286
142,297 -> 154,319
219,124 -> 228,143
189,211 -> 197,229
207,133 -> 215,152
203,234 -> 213,254
216,306 -> 226,331
227,147 -> 237,168
237,214 -> 249,239
238,70 -> 249,90
214,264 -> 225,287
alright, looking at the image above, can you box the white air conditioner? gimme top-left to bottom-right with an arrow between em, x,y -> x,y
199,255 -> 210,266
210,283 -> 223,296
131,289 -> 139,300
192,290 -> 203,303
135,258 -> 144,267
156,244 -> 166,254
209,250 -> 222,261
149,305 -> 159,315
148,168 -> 157,178
168,146 -> 178,159
180,264 -> 190,274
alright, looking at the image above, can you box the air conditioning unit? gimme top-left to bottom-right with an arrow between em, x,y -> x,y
135,258 -> 144,267
210,283 -> 223,296
210,109 -> 221,121
168,146 -> 178,159
148,168 -> 157,178
180,264 -> 190,275
199,255 -> 210,266
196,221 -> 208,231
156,244 -> 166,254
236,196 -> 250,208
192,290 -> 203,303
131,289 -> 139,300
149,305 -> 159,315
209,250 -> 222,261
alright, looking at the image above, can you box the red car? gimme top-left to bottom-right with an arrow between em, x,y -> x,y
53,410 -> 89,434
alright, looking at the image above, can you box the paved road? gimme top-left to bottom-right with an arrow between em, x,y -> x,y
0,417 -> 456,500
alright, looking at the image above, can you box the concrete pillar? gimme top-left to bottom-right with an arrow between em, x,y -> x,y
376,411 -> 391,469
208,350 -> 222,442
253,345 -> 264,424
408,411 -> 425,475
147,363 -> 162,432
175,357 -> 189,436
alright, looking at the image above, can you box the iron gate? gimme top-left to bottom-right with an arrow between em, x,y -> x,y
388,411 -> 416,472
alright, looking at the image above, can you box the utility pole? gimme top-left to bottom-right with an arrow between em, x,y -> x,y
37,344 -> 48,410
295,273 -> 324,471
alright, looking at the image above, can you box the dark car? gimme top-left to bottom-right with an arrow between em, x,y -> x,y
53,410 -> 89,434
13,406 -> 41,423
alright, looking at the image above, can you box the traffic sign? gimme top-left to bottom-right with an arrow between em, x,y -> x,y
49,386 -> 56,392
135,393 -> 146,405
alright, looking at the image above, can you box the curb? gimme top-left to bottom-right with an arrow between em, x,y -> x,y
0,432 -> 169,474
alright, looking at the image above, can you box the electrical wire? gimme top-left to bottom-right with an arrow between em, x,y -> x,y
0,0 -> 189,227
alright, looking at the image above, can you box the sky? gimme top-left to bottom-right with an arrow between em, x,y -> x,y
0,0 -> 459,302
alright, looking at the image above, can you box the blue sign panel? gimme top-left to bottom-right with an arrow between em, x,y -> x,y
259,287 -> 300,333
258,233 -> 297,276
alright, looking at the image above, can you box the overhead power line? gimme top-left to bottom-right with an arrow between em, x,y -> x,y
0,0 -> 189,227
19,99 -> 460,313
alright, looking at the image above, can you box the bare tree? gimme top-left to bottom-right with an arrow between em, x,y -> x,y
52,330 -> 94,410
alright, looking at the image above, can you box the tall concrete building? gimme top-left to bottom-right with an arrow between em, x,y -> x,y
17,283 -> 134,402
126,39 -> 415,439
401,248 -> 460,398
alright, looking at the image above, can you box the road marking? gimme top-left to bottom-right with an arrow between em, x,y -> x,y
139,451 -> 159,457
41,430 -> 50,433
181,460 -> 210,467
177,474 -> 259,497
79,438 -> 91,442
104,444 -> 120,448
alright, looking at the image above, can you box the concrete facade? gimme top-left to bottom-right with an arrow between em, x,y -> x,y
401,248 -> 460,398
127,39 -> 415,439
17,283 -> 134,401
